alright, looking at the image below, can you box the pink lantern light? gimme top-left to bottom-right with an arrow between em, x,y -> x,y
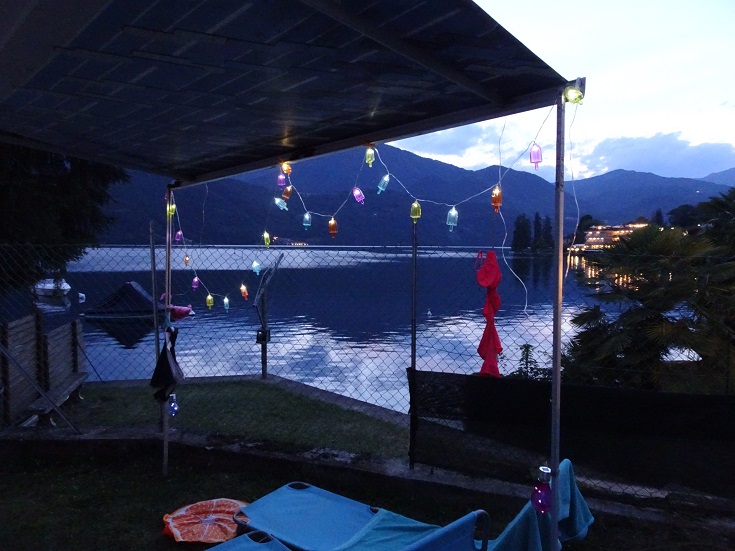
530,143 -> 543,170
352,187 -> 365,204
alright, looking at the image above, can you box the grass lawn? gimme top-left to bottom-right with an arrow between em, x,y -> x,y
64,378 -> 409,458
1,379 -> 732,550
0,439 -> 731,551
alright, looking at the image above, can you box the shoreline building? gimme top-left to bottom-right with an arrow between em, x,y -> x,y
569,223 -> 648,253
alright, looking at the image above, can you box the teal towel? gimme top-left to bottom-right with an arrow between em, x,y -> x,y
488,459 -> 594,551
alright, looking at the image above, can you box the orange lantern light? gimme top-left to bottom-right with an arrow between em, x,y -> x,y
491,185 -> 502,213
282,185 -> 293,200
240,284 -> 248,300
328,217 -> 338,238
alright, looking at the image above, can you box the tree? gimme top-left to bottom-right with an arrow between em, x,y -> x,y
564,208 -> 735,391
667,204 -> 703,230
572,214 -> 602,245
651,208 -> 665,226
0,144 -> 129,286
541,215 -> 554,250
531,212 -> 543,251
511,214 -> 532,252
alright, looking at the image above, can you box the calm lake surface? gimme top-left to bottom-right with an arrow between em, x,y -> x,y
58,246 -> 591,412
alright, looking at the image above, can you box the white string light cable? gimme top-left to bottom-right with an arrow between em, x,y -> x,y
168,104 -> 558,312
564,102 -> 581,278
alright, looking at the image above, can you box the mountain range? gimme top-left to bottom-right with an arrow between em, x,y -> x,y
100,145 -> 734,247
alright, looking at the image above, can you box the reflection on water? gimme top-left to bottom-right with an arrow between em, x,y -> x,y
67,248 -> 588,412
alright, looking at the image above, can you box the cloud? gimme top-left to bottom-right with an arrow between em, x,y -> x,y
584,133 -> 735,179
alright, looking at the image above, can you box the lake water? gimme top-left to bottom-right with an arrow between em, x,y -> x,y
59,246 -> 591,412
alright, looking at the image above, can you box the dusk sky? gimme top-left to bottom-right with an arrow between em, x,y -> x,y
391,1 -> 735,183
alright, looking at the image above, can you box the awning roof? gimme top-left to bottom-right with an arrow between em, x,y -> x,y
0,0 -> 574,185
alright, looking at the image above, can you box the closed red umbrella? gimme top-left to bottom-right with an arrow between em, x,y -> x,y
476,251 -> 502,377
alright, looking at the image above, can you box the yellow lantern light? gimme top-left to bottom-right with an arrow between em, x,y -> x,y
410,200 -> 422,223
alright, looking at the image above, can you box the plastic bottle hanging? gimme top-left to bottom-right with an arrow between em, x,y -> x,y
167,393 -> 179,417
491,185 -> 502,213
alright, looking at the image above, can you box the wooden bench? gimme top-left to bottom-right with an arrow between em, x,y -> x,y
26,371 -> 88,427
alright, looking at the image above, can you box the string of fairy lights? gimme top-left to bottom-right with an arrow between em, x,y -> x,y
164,94 -> 582,314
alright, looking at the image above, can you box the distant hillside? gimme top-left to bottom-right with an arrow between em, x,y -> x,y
702,167 -> 735,186
99,147 -> 730,245
569,169 -> 727,224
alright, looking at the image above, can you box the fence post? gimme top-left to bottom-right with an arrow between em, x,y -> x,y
408,222 -> 418,469
1,321 -> 8,424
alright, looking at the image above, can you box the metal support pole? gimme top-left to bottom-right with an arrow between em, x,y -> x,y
549,95 -> 566,551
162,186 -> 174,477
408,222 -> 418,468
150,221 -> 160,361
260,288 -> 268,379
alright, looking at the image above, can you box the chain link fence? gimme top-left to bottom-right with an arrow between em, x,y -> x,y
1,242 -> 733,508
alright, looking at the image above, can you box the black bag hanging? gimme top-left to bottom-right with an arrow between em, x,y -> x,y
150,327 -> 184,403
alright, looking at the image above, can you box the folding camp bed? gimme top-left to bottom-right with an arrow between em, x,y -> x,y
217,458 -> 592,551
229,481 -> 489,550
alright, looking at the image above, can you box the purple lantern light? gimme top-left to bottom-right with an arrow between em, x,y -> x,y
277,173 -> 286,188
530,143 -> 543,170
530,466 -> 552,513
175,230 -> 183,242
352,186 -> 365,204
192,276 -> 200,290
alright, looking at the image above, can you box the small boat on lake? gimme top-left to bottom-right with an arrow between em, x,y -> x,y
83,281 -> 165,322
33,278 -> 71,298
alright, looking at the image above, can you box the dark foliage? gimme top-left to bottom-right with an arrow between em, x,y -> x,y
0,144 -> 128,286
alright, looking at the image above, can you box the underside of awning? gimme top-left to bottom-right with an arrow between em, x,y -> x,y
0,0 -> 575,184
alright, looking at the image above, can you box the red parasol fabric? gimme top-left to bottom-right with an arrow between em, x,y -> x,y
476,251 -> 503,377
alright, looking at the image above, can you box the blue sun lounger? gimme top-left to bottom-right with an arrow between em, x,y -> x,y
217,459 -> 591,551
228,481 -> 489,551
